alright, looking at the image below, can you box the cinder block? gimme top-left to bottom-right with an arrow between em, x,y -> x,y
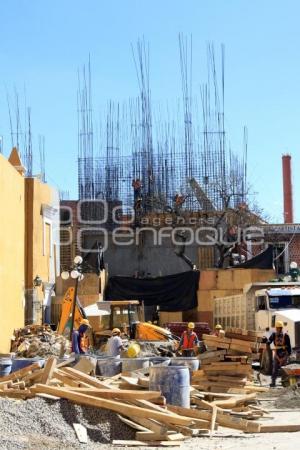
199,270 -> 218,290
216,269 -> 235,290
197,290 -> 213,311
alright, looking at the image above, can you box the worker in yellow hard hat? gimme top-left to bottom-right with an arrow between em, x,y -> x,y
177,322 -> 199,357
72,319 -> 91,355
107,328 -> 124,358
212,324 -> 223,337
267,320 -> 291,387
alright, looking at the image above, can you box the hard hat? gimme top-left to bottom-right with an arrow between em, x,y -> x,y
80,319 -> 91,327
112,328 -> 121,334
275,320 -> 284,328
188,322 -> 195,329
215,324 -> 223,330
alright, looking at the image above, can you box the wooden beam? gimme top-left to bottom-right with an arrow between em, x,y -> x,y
40,357 -> 57,385
33,385 -> 193,426
112,440 -> 182,447
0,362 -> 40,383
259,424 -> 300,433
61,367 -> 113,389
65,387 -> 163,401
167,405 -> 261,432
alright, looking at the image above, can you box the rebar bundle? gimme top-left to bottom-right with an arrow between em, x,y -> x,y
77,40 -> 248,224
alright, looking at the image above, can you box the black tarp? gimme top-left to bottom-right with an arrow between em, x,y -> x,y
105,270 -> 200,311
233,245 -> 274,269
82,241 -> 105,275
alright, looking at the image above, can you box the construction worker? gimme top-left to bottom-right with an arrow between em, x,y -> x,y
267,320 -> 291,387
213,324 -> 223,337
107,328 -> 124,357
72,319 -> 91,355
178,322 -> 199,357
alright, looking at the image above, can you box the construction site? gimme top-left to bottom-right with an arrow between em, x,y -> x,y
1,3 -> 300,449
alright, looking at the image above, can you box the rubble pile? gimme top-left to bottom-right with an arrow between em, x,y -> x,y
11,325 -> 71,358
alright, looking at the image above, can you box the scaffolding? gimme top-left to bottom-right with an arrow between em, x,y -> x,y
77,39 -> 248,223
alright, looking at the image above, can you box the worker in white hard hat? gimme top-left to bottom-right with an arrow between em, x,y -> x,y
212,324 -> 223,337
267,320 -> 291,387
177,322 -> 199,357
106,328 -> 124,358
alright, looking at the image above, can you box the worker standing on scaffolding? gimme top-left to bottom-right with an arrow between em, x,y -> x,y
132,179 -> 142,207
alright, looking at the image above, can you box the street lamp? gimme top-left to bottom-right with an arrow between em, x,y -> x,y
60,256 -> 84,340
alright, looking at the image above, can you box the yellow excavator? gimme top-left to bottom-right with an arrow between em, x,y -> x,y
57,288 -> 176,343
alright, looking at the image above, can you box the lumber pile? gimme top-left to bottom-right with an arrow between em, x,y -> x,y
193,330 -> 266,393
1,354 -> 296,445
11,325 -> 71,358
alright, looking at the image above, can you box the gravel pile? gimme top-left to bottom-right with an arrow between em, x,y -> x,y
0,397 -> 135,450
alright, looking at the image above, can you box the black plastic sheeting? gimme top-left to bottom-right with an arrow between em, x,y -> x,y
233,245 -> 274,269
105,270 -> 200,311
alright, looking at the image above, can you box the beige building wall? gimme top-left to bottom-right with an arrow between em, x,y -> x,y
25,177 -> 60,324
0,154 -> 25,352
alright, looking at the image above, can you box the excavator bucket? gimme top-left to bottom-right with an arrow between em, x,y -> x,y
135,322 -> 174,341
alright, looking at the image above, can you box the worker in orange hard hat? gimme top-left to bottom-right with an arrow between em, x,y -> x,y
268,320 -> 291,387
72,319 -> 91,355
177,322 -> 199,357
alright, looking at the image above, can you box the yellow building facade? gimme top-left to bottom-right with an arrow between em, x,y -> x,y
0,151 -> 25,353
0,149 -> 59,352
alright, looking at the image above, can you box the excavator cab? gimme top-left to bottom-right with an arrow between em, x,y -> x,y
109,300 -> 144,336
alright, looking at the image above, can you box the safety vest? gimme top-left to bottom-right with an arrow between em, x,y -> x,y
80,333 -> 90,353
182,331 -> 197,350
274,333 -> 286,350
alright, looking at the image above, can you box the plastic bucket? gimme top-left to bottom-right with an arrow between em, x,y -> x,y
149,365 -> 190,407
121,357 -> 150,372
127,343 -> 141,358
11,358 -> 45,373
97,357 -> 121,377
170,357 -> 199,371
0,358 -> 12,377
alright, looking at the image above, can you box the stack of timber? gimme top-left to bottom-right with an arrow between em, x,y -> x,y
202,329 -> 265,358
193,330 -> 266,393
1,354 -> 298,445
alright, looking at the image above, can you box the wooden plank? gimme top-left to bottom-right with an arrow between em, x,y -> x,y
259,424 -> 300,433
202,334 -> 231,344
53,369 -> 93,388
112,440 -> 182,446
56,356 -> 76,368
61,367 -> 112,389
0,362 -> 40,383
167,405 -> 261,432
73,423 -> 88,443
65,387 -> 163,400
117,415 -> 149,432
33,385 -> 193,426
130,416 -> 168,434
198,350 -> 227,360
40,357 -> 57,385
212,393 -> 257,409
210,405 -> 218,435
135,432 -> 185,442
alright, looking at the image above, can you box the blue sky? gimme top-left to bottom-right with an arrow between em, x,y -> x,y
0,0 -> 299,222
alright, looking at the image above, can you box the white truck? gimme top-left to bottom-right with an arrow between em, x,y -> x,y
214,282 -> 300,349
